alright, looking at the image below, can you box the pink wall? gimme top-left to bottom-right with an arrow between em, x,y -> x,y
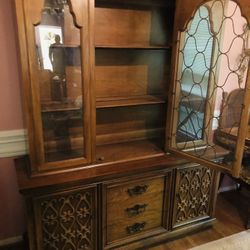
0,159 -> 26,239
0,0 -> 26,240
215,2 -> 249,113
0,0 -> 24,130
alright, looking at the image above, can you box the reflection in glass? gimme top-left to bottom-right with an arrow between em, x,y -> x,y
35,0 -> 84,162
49,34 -> 65,75
174,0 -> 249,168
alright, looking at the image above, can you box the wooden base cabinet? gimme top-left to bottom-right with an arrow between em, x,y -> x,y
172,165 -> 218,229
25,185 -> 98,250
18,163 -> 219,250
103,171 -> 171,248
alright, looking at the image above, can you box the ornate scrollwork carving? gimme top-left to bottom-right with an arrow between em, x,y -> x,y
39,189 -> 94,250
174,167 -> 213,226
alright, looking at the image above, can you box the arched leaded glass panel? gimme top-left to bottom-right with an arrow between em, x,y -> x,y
177,6 -> 213,143
171,0 -> 250,172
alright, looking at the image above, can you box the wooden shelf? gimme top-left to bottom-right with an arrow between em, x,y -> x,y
41,96 -> 166,112
96,139 -> 164,164
45,149 -> 84,163
45,139 -> 165,164
96,0 -> 175,8
60,44 -> 80,48
96,95 -> 166,108
38,44 -> 80,49
95,44 -> 171,50
41,103 -> 81,113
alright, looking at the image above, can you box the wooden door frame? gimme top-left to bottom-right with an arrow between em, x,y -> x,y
15,0 -> 95,173
166,0 -> 250,177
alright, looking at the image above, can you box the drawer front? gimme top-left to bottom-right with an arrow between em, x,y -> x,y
33,186 -> 97,250
107,217 -> 161,243
107,176 -> 164,204
107,191 -> 163,223
172,165 -> 216,228
107,192 -> 163,243
105,175 -> 167,244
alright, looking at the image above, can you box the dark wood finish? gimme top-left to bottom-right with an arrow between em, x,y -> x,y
106,176 -> 164,203
172,165 -> 218,229
15,0 -> 42,170
88,0 -> 97,164
95,0 -> 175,8
96,95 -> 166,108
95,45 -> 171,49
103,220 -> 216,250
25,185 -> 97,250
15,0 -> 94,172
15,159 -> 219,250
1,192 -> 245,250
15,155 -> 186,191
105,176 -> 165,243
34,186 -> 97,250
102,170 -> 173,249
14,0 -> 250,249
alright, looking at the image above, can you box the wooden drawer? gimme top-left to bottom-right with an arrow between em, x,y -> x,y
107,191 -> 163,223
107,192 -> 164,243
104,175 -> 168,244
107,176 -> 164,203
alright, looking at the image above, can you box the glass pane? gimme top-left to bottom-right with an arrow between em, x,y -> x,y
173,0 -> 250,169
35,0 -> 84,162
177,6 -> 213,143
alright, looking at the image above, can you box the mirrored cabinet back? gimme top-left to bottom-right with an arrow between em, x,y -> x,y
14,0 -> 250,249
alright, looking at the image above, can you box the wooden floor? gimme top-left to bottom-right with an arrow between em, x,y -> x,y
150,191 -> 246,250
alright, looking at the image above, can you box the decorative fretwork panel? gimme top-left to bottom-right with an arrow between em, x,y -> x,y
173,166 -> 214,228
35,187 -> 96,250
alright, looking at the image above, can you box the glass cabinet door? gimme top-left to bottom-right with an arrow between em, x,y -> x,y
167,0 -> 250,178
17,0 -> 93,171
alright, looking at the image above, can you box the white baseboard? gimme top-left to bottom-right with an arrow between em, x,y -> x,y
0,235 -> 23,247
0,129 -> 28,158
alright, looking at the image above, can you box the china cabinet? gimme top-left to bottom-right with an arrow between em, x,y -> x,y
14,0 -> 250,249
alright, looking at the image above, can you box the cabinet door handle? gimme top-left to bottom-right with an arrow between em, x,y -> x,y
126,204 -> 148,216
127,185 -> 148,196
126,222 -> 146,234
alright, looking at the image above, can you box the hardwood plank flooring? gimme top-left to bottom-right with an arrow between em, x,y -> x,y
150,191 -> 246,250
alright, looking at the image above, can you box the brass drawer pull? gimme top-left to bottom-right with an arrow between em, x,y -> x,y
127,185 -> 148,196
126,222 -> 146,234
126,204 -> 148,216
